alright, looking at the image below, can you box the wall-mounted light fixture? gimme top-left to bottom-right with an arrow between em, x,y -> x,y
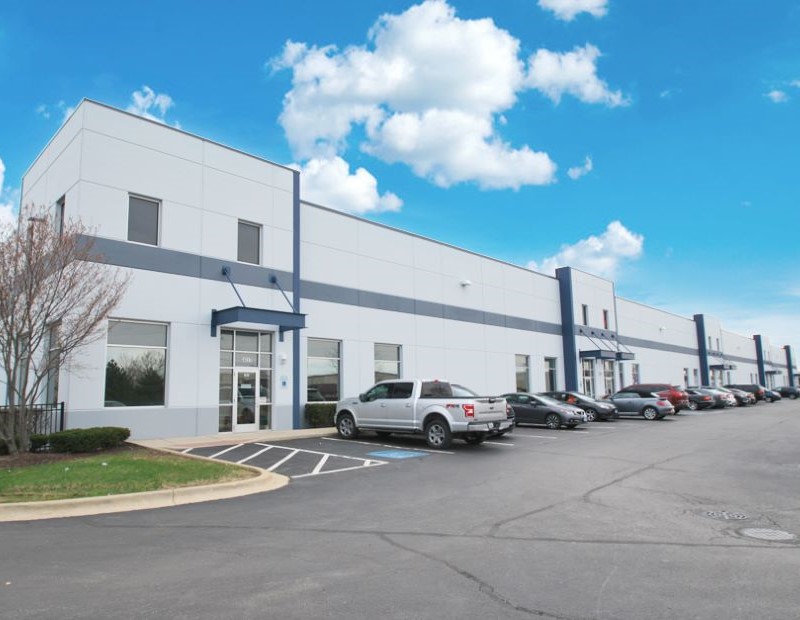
460,279 -> 472,287
279,353 -> 288,365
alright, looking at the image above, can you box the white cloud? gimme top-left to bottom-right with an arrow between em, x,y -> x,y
765,90 -> 788,103
297,156 -> 402,214
35,100 -> 76,124
528,220 -> 644,279
272,1 -> 623,194
126,86 -> 176,124
0,158 -> 18,232
537,0 -> 608,21
526,44 -> 628,106
791,80 -> 800,88
567,155 -> 593,180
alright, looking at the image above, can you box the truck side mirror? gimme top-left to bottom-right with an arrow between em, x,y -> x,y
359,393 -> 367,403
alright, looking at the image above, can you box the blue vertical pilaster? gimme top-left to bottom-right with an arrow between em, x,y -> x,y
292,170 -> 302,429
556,267 -> 578,391
785,346 -> 795,386
694,314 -> 709,386
754,335 -> 766,386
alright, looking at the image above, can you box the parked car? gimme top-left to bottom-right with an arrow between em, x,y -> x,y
621,383 -> 689,413
764,389 -> 782,403
707,386 -> 753,406
335,379 -> 511,449
777,386 -> 800,399
503,393 -> 587,429
539,391 -> 618,421
725,384 -> 767,401
684,388 -> 717,411
605,391 -> 674,420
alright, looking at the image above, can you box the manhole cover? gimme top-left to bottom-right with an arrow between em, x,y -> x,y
704,511 -> 749,521
739,528 -> 796,542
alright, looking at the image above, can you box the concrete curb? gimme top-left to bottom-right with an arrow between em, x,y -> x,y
0,427 -> 336,522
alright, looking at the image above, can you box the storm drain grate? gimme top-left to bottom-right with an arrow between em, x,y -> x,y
704,511 -> 749,521
739,528 -> 796,542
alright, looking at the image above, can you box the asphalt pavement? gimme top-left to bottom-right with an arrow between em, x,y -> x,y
2,401 -> 799,619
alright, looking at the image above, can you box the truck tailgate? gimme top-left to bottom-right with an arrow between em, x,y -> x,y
473,398 -> 506,422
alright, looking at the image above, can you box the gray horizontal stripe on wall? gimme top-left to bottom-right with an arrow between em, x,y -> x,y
86,235 -> 559,335
617,335 -> 699,357
301,279 -> 562,335
86,235 -> 292,289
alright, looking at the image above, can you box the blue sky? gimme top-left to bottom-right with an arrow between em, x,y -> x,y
1,0 -> 798,355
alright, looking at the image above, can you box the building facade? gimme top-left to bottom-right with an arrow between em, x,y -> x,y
14,100 -> 797,439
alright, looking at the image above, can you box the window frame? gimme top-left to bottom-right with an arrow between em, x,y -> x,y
127,194 -> 161,246
104,319 -> 169,408
374,343 -> 402,383
237,219 -> 261,265
307,338 -> 341,402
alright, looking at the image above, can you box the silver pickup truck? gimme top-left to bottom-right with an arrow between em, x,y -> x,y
334,379 -> 512,449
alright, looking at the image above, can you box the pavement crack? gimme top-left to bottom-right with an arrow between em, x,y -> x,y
377,533 -> 574,619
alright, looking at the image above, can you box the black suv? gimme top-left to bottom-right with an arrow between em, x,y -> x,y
777,386 -> 799,399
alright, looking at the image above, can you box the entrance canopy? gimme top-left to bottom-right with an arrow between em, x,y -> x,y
211,306 -> 305,340
577,328 -> 635,361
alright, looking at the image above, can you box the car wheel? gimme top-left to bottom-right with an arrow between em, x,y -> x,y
464,433 -> 486,445
424,416 -> 452,449
642,406 -> 659,421
687,401 -> 698,411
545,413 -> 561,429
336,413 -> 359,439
584,408 -> 597,422
765,396 -> 773,403
791,394 -> 798,400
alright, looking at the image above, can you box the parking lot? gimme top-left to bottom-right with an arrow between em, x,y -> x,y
177,411 -> 707,479
3,401 -> 799,620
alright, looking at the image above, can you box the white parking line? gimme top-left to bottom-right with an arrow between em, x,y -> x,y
293,462 -> 384,479
484,441 -> 515,446
209,443 -> 245,459
312,453 -> 330,474
236,445 -> 272,464
511,434 -> 560,440
267,449 -> 300,472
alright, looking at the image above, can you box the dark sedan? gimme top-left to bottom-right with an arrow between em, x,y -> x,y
540,391 -> 618,421
685,388 -> 721,411
777,386 -> 799,399
503,393 -> 587,429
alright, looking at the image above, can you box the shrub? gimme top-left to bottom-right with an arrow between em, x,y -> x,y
48,427 -> 131,453
30,434 -> 49,452
305,403 -> 336,428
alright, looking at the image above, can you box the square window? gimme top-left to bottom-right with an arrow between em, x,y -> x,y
238,221 -> 260,264
128,196 -> 159,245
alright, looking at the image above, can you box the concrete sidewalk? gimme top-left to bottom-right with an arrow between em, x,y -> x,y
0,427 -> 336,523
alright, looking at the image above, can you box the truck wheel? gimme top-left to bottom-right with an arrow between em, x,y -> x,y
336,413 -> 359,439
424,417 -> 452,449
464,433 -> 486,445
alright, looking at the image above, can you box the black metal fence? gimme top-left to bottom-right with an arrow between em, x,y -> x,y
0,402 -> 65,435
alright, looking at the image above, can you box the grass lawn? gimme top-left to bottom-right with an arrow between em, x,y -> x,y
0,445 -> 257,503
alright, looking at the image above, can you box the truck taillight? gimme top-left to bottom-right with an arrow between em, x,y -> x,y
462,403 -> 475,418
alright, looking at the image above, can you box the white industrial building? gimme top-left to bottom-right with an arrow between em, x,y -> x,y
14,100 -> 796,439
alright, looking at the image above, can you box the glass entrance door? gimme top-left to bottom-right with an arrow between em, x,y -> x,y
234,370 -> 258,432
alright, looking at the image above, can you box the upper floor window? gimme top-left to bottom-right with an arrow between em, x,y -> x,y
54,196 -> 65,235
238,220 -> 261,264
582,304 -> 589,326
603,309 -> 610,330
128,195 -> 160,245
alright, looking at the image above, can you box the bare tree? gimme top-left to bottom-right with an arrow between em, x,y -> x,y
0,207 -> 130,455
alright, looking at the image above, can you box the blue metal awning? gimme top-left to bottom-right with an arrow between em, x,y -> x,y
211,306 -> 305,340
580,349 -> 618,360
710,363 -> 737,371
